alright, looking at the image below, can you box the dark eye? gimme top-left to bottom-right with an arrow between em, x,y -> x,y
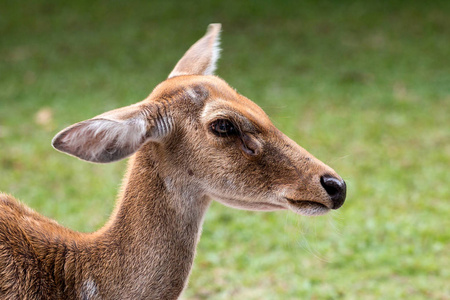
210,119 -> 239,137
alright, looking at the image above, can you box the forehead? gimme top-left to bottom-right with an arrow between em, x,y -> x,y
149,75 -> 273,130
202,96 -> 272,131
196,76 -> 274,130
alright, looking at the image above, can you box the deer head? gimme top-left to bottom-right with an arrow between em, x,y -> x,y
52,24 -> 346,216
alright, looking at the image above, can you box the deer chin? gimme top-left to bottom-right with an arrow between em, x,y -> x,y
285,198 -> 331,216
210,194 -> 287,211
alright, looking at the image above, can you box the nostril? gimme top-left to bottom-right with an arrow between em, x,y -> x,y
320,175 -> 346,209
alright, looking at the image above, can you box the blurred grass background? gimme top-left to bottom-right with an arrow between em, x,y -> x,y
1,0 -> 449,299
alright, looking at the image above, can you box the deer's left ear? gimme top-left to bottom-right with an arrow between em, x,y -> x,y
168,23 -> 221,78
52,104 -> 172,163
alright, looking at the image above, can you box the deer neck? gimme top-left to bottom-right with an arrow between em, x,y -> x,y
94,143 -> 211,299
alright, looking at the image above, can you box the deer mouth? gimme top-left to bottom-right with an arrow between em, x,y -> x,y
285,198 -> 330,216
211,193 -> 287,211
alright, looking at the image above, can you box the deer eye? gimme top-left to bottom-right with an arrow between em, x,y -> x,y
210,119 -> 239,137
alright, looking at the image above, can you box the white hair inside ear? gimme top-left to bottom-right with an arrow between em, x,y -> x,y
52,117 -> 149,163
52,103 -> 173,163
203,29 -> 221,76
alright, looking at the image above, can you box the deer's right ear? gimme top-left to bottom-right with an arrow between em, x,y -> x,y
52,104 -> 171,163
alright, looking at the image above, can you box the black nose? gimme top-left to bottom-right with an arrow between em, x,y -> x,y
320,175 -> 346,209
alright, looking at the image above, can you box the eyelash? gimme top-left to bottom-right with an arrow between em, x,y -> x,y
210,119 -> 240,137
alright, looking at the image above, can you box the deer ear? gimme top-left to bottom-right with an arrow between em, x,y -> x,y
52,104 -> 171,163
168,23 -> 221,78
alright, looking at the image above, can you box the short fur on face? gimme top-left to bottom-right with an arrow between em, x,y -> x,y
54,68 -> 342,215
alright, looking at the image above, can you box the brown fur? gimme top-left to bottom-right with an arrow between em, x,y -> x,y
0,24 -> 345,299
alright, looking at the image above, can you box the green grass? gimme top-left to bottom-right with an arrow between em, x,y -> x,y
1,0 -> 449,299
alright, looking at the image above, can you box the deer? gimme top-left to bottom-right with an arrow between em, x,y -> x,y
0,24 -> 346,299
